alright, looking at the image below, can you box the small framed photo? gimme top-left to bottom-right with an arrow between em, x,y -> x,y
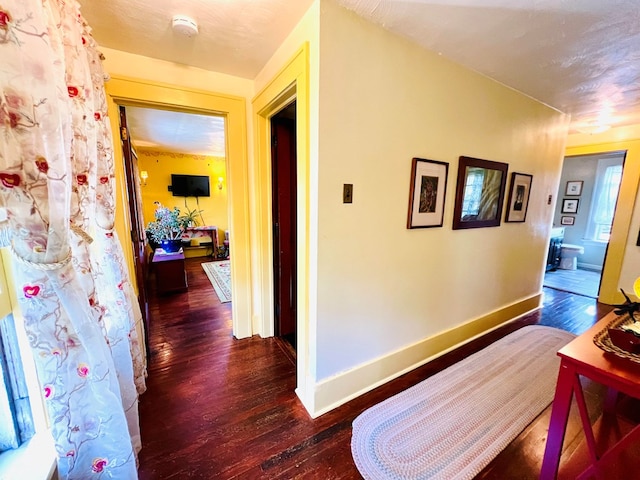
505,172 -> 533,223
407,157 -> 449,229
565,180 -> 583,196
561,198 -> 580,214
561,216 -> 575,226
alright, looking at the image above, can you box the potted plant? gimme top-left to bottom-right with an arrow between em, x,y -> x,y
145,205 -> 185,253
179,208 -> 203,228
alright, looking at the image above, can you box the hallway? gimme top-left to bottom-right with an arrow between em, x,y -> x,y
137,257 -> 616,479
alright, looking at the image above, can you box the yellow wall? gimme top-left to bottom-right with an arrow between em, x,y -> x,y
313,1 -> 569,383
137,148 -> 229,241
566,125 -> 640,302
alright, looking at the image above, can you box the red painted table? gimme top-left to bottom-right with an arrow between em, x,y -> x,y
541,311 -> 640,479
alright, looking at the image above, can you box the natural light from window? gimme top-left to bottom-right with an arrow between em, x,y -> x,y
587,159 -> 623,242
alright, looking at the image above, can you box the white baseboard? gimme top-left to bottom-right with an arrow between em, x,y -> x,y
307,294 -> 542,418
577,262 -> 603,273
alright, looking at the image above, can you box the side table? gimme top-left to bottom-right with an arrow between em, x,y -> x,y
540,311 -> 640,479
152,250 -> 188,295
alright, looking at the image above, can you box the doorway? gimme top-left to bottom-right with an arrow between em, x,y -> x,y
543,151 -> 626,298
106,75 -> 253,338
271,102 -> 297,352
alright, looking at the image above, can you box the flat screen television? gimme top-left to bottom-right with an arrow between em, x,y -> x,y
171,174 -> 210,197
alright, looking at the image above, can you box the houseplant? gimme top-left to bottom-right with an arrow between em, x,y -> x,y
145,205 -> 186,253
179,208 -> 203,228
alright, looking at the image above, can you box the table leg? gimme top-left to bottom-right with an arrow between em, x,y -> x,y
541,361 -> 576,480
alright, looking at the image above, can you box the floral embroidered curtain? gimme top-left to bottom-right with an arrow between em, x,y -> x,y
0,1 -> 146,478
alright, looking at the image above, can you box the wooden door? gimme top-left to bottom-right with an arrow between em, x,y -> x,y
271,106 -> 297,346
118,106 -> 150,356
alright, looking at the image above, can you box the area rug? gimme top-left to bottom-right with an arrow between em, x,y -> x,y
351,325 -> 575,480
201,261 -> 232,303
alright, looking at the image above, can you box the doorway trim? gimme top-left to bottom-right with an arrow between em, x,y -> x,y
105,76 -> 253,339
565,142 -> 640,304
252,44 -> 313,412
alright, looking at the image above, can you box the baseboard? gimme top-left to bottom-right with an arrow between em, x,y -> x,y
577,262 -> 602,273
308,293 -> 542,418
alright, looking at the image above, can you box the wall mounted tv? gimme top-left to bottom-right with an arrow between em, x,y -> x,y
171,174 -> 211,197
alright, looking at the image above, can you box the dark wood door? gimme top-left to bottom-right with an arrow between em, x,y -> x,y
118,106 -> 150,356
271,106 -> 297,346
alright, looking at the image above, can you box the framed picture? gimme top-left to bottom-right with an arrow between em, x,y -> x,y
565,180 -> 583,196
561,216 -> 575,226
505,172 -> 533,223
452,156 -> 508,230
407,157 -> 449,229
561,198 -> 580,214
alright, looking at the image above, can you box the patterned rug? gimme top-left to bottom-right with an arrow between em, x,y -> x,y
351,326 -> 575,480
201,261 -> 232,303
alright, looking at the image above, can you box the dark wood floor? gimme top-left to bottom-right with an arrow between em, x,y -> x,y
137,257 -> 622,479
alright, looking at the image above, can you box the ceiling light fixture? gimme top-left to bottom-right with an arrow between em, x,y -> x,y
576,123 -> 611,135
172,14 -> 199,37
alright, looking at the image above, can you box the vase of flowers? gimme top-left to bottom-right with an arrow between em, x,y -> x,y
145,205 -> 186,253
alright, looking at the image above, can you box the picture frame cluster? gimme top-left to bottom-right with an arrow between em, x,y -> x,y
559,180 -> 583,227
407,156 -> 533,230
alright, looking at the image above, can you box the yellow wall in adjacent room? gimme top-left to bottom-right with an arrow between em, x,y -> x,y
137,148 -> 229,239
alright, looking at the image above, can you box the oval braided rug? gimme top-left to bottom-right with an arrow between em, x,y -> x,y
351,325 -> 575,480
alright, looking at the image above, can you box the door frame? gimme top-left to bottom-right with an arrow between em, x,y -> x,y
565,141 -> 640,305
105,76 -> 253,339
252,44 -> 314,412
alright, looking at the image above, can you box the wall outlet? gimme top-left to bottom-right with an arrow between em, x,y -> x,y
343,184 -> 353,203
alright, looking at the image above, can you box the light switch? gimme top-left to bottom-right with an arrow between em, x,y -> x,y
343,184 -> 353,203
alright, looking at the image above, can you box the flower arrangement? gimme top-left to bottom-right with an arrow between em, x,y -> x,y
145,205 -> 185,244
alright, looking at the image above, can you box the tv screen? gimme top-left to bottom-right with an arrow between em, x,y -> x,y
171,174 -> 210,197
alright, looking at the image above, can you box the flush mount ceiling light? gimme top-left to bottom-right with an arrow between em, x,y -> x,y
576,122 -> 611,135
172,14 -> 198,37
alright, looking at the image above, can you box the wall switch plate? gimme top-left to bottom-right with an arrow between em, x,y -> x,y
343,184 -> 353,203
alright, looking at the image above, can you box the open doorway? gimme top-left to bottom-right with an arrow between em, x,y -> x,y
271,102 -> 297,355
117,105 -> 232,346
543,151 -> 626,298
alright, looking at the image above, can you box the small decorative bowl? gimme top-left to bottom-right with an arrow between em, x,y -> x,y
608,328 -> 640,354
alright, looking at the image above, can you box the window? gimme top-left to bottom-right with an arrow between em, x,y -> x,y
461,167 -> 485,218
0,313 -> 34,452
587,158 -> 623,242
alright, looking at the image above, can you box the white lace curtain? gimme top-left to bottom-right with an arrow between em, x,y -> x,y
0,1 -> 146,478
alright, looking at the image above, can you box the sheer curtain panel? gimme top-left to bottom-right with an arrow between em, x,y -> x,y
0,1 -> 146,478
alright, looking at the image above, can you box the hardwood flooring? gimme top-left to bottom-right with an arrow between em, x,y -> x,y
137,257 -> 621,479
543,267 -> 602,298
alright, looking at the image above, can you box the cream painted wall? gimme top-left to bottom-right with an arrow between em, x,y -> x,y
101,47 -> 253,98
314,1 -> 569,381
566,126 -> 640,302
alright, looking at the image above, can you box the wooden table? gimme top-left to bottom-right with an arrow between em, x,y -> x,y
186,226 -> 218,257
540,311 -> 640,479
152,250 -> 188,295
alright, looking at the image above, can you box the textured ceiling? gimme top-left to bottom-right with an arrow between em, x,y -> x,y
126,107 -> 225,157
79,0 -> 640,153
